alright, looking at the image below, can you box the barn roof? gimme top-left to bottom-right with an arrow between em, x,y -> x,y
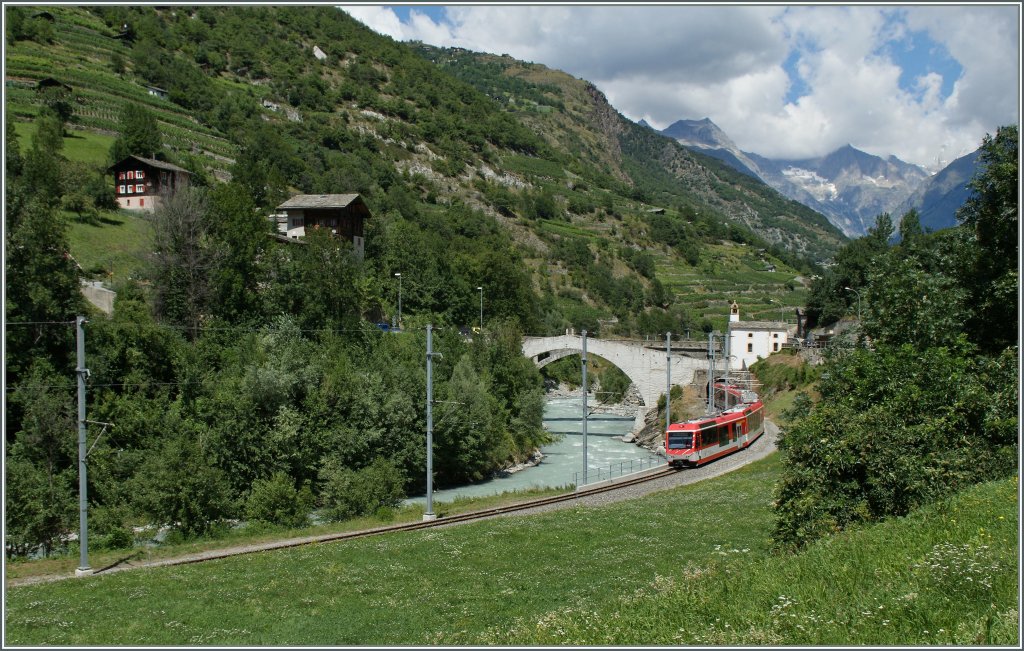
108,155 -> 191,174
277,194 -> 364,210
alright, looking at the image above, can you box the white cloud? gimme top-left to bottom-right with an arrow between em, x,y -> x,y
338,5 -> 409,40
340,4 -> 1019,169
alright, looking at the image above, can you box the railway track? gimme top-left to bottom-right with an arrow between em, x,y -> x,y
169,465 -> 681,565
11,419 -> 781,587
7,466 -> 681,586
11,424 -> 775,586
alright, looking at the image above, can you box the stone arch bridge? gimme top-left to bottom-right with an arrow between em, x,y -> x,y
522,335 -> 721,432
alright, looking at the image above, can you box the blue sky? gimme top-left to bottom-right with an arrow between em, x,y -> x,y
390,5 -> 446,24
341,4 -> 1020,169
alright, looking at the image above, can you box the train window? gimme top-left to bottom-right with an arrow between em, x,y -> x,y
734,422 -> 742,437
719,424 -> 730,442
667,433 -> 693,450
701,425 -> 717,447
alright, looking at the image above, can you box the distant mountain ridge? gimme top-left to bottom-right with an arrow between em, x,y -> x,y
655,117 -> 977,238
895,149 -> 981,233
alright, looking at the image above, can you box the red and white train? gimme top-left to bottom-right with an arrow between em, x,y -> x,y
664,383 -> 765,468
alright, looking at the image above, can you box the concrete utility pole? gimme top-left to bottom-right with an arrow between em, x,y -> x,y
723,328 -> 732,406
845,286 -> 862,322
706,331 -> 717,415
424,324 -> 441,521
581,329 -> 588,487
76,316 -> 92,576
665,332 -> 672,435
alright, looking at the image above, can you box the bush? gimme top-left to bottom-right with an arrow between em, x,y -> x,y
772,343 -> 1018,551
750,353 -> 819,395
244,471 -> 314,529
318,457 -> 405,523
131,427 -> 234,538
96,527 -> 135,551
89,504 -> 135,551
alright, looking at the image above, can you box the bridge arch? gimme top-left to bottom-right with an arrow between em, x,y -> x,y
532,348 -> 650,408
523,335 -> 711,432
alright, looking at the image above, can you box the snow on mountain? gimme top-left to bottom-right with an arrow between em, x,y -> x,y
655,119 -> 944,238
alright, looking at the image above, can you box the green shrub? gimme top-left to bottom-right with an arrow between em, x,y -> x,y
244,471 -> 314,529
88,504 -> 135,550
318,457 -> 405,523
772,343 -> 1018,551
656,385 -> 682,410
95,527 -> 135,551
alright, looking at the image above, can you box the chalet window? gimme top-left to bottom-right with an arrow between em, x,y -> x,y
293,217 -> 304,228
747,343 -> 753,353
127,171 -> 134,180
119,185 -> 125,194
773,333 -> 779,338
136,184 -> 144,193
125,185 -> 133,194
747,333 -> 753,337
118,172 -> 125,180
136,170 -> 144,179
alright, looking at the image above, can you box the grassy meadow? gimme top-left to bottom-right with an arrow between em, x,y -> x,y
4,455 -> 1017,646
66,209 -> 153,282
476,475 -> 1019,646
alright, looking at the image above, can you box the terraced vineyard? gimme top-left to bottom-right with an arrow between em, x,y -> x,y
655,241 -> 808,331
4,6 -> 237,175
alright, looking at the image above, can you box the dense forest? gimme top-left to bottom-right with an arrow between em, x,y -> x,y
2,5 -> 1017,562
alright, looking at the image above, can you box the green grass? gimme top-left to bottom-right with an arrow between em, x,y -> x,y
537,218 -> 598,239
4,456 -> 781,645
3,484 -> 572,583
67,210 -> 153,281
61,129 -> 116,165
12,121 -> 116,166
5,456 -> 1018,647
474,475 -> 1019,646
652,241 -> 808,330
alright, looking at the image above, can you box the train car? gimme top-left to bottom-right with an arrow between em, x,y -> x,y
664,385 -> 765,468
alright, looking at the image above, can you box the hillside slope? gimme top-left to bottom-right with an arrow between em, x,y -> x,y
5,5 -> 843,333
414,45 -> 847,264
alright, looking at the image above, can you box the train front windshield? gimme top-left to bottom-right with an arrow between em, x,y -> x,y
667,432 -> 693,450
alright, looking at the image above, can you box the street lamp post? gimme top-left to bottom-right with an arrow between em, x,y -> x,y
477,286 -> 483,332
844,286 -> 862,322
395,272 -> 402,329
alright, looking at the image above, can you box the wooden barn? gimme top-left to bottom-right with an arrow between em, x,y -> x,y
108,155 -> 191,212
273,194 -> 371,258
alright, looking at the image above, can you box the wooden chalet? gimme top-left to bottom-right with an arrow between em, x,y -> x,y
273,194 -> 371,257
107,155 -> 191,212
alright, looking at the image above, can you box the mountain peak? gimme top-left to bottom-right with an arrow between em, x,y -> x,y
661,117 -> 735,150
